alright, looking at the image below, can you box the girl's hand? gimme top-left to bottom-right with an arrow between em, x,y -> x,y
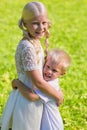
56,89 -> 64,106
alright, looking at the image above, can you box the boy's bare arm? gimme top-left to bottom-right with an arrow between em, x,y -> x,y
12,79 -> 40,101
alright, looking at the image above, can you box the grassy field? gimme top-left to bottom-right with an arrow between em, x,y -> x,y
0,0 -> 87,129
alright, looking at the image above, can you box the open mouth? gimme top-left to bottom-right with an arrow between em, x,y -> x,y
36,31 -> 44,35
44,74 -> 51,80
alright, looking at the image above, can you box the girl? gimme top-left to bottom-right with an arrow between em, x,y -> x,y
1,2 -> 63,130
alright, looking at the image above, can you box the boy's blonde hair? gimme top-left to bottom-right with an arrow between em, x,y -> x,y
46,49 -> 71,70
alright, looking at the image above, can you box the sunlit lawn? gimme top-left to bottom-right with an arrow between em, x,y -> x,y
0,0 -> 87,129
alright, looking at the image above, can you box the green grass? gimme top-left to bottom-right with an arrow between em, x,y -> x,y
0,0 -> 87,129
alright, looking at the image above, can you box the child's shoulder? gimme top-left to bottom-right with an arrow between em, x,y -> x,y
16,39 -> 35,54
48,79 -> 60,90
18,39 -> 34,49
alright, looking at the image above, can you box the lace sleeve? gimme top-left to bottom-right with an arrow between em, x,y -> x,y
21,45 -> 38,71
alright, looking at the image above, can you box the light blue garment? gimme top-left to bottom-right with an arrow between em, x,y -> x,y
41,102 -> 64,130
35,79 -> 64,130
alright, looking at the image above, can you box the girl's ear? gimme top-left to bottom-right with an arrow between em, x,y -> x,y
23,21 -> 27,28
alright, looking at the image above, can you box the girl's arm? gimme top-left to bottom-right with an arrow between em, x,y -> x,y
12,72 -> 63,104
27,70 -> 64,105
12,79 -> 40,101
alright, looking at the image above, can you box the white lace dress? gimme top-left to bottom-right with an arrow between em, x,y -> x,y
1,38 -> 44,130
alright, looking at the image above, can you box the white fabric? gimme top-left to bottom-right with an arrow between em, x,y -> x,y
1,90 -> 18,130
35,79 -> 64,130
35,79 -> 59,103
1,39 -> 44,130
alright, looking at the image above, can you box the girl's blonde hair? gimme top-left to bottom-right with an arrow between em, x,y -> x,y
46,49 -> 71,69
18,2 -> 51,53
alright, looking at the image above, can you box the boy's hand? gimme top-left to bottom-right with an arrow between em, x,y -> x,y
12,79 -> 40,102
12,79 -> 19,89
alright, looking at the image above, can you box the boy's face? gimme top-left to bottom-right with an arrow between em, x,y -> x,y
43,58 -> 65,81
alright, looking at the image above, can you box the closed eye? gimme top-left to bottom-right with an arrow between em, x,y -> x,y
32,21 -> 39,25
42,22 -> 47,25
52,69 -> 58,73
47,65 -> 50,69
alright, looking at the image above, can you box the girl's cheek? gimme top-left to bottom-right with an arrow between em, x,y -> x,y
33,25 -> 38,29
44,25 -> 48,29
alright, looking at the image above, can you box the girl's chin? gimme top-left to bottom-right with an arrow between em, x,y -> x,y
37,36 -> 44,39
35,34 -> 45,39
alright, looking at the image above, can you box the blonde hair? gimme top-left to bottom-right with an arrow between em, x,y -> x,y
18,2 -> 51,53
46,49 -> 71,70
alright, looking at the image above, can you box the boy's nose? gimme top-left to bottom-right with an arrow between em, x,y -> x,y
48,69 -> 52,74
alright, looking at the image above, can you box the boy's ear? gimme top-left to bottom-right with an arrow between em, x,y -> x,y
61,71 -> 66,76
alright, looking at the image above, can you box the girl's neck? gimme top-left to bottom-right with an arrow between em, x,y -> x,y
28,33 -> 40,43
23,30 -> 40,45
